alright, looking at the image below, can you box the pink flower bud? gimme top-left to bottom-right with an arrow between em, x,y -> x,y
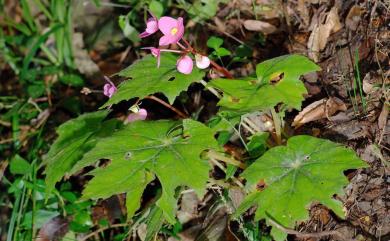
139,13 -> 159,38
176,55 -> 193,74
126,108 -> 148,123
103,77 -> 117,98
195,54 -> 210,69
150,48 -> 160,57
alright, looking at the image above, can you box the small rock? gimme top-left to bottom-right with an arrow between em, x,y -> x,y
357,201 -> 372,213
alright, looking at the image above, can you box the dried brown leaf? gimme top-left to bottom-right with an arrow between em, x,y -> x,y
346,5 -> 364,31
297,0 -> 310,26
308,7 -> 342,62
243,20 -> 277,34
378,103 -> 389,131
177,192 -> 200,224
0,160 -> 8,182
214,17 -> 226,33
36,217 -> 68,241
292,97 -> 347,127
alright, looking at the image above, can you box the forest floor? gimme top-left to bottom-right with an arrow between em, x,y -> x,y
1,0 -> 389,241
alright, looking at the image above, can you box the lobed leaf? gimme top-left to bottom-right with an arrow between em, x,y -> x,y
209,55 -> 320,112
102,53 -> 205,108
234,135 -> 367,240
72,119 -> 218,223
42,110 -> 114,193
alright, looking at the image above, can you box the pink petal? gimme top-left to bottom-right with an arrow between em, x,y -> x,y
175,17 -> 185,40
177,55 -> 193,74
126,108 -> 148,123
139,31 -> 152,38
150,48 -> 160,57
103,84 -> 111,96
103,77 -> 117,98
103,84 -> 116,98
159,35 -> 174,46
145,18 -> 158,34
195,54 -> 210,69
158,16 -> 178,35
138,108 -> 148,120
108,86 -> 117,97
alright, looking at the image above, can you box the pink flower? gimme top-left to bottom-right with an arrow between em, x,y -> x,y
103,77 -> 117,98
195,54 -> 210,69
126,108 -> 148,123
139,14 -> 159,38
158,17 -> 185,46
177,55 -> 193,74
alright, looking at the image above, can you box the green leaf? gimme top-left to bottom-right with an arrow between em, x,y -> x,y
207,36 -> 223,50
145,206 -> 164,241
43,111 -> 112,194
208,111 -> 241,133
149,0 -> 164,18
59,74 -> 85,87
22,210 -> 59,229
209,55 -> 320,112
10,154 -> 31,175
187,0 -> 222,21
27,83 -> 45,98
102,54 -> 204,107
236,44 -> 252,58
20,23 -> 63,81
72,119 -> 218,223
125,172 -> 154,219
235,135 -> 367,241
119,15 -> 140,43
247,132 -> 269,158
215,47 -> 231,57
72,210 -> 93,227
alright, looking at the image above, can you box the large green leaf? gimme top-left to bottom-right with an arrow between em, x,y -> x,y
209,55 -> 320,112
71,119 -> 218,223
42,111 -> 113,193
235,135 -> 367,241
102,53 -> 205,107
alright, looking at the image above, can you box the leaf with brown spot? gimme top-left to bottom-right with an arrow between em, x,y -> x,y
209,55 -> 320,113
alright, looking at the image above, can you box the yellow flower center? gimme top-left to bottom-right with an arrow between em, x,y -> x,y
170,27 -> 178,35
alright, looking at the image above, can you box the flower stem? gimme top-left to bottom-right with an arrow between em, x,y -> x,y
182,38 -> 234,79
271,108 -> 282,145
177,41 -> 187,50
209,60 -> 234,79
207,150 -> 246,169
145,95 -> 188,118
160,49 -> 184,54
199,79 -> 222,98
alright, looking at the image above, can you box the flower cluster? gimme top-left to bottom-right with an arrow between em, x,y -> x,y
140,12 -> 210,74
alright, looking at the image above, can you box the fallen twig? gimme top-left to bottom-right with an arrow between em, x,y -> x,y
266,213 -> 341,239
80,223 -> 130,241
